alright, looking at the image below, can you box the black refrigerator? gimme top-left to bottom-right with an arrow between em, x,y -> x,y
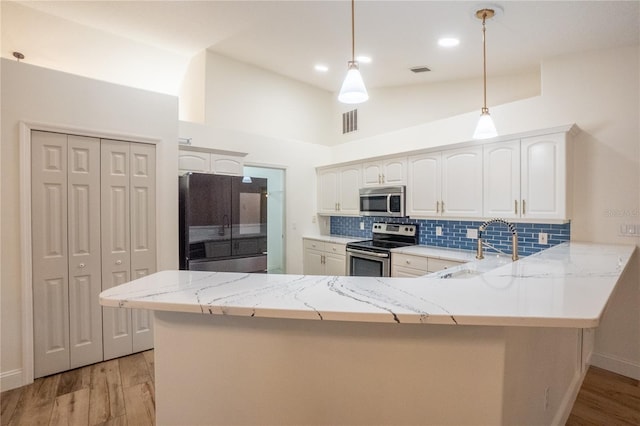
179,173 -> 268,273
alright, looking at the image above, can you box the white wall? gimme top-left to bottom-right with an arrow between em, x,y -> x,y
202,51 -> 334,146
179,121 -> 331,275
328,45 -> 640,378
331,70 -> 541,145
0,59 -> 179,390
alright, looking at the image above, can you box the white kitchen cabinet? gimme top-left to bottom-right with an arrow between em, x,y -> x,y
520,133 -> 570,220
178,147 -> 246,176
441,146 -> 483,217
407,146 -> 482,218
317,165 -> 361,216
31,131 -> 156,378
483,132 -> 571,220
483,140 -> 521,218
303,239 -> 346,275
391,253 -> 464,277
362,158 -> 407,187
407,153 -> 441,217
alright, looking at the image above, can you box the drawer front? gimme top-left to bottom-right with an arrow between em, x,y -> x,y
428,258 -> 464,273
392,253 -> 430,272
304,239 -> 325,251
325,242 -> 346,255
391,265 -> 426,278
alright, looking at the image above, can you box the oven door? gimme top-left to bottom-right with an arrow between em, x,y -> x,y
346,248 -> 390,277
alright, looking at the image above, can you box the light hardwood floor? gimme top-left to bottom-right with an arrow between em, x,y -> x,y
2,353 -> 638,425
1,351 -> 154,426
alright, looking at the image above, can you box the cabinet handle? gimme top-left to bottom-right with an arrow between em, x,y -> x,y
337,202 -> 341,211
321,255 -> 325,264
522,199 -> 526,215
436,201 -> 440,213
381,173 -> 385,183
79,263 -> 86,268
405,259 -> 411,265
441,201 -> 445,213
514,200 -> 518,215
116,260 -> 122,265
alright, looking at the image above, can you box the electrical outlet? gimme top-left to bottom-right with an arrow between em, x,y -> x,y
436,226 -> 443,236
359,222 -> 364,230
538,232 -> 548,244
466,228 -> 478,239
544,387 -> 550,411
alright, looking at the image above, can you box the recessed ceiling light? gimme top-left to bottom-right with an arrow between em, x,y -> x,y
314,64 -> 329,72
356,55 -> 371,64
438,37 -> 460,47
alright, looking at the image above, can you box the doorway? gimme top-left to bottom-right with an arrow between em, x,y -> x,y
243,166 -> 286,274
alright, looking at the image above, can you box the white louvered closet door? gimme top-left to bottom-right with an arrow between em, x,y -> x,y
101,140 -> 134,360
130,142 -> 156,352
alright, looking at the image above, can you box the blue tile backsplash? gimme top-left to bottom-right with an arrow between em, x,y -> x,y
330,216 -> 570,257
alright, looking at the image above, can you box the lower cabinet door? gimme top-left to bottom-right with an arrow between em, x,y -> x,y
324,253 -> 346,276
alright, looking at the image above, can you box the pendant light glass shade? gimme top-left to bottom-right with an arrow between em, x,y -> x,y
473,8 -> 497,140
473,108 -> 497,139
338,61 -> 369,104
338,0 -> 368,104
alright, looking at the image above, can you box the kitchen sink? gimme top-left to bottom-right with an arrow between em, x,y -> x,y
426,254 -> 513,280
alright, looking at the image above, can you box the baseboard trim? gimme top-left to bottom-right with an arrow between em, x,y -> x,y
591,352 -> 640,380
1,368 -> 24,392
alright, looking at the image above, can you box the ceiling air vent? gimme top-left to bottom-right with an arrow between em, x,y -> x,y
410,66 -> 431,73
342,109 -> 358,134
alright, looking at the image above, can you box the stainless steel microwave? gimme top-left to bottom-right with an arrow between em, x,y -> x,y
359,186 -> 406,217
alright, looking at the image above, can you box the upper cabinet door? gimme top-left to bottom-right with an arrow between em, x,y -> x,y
317,168 -> 339,214
362,162 -> 383,187
338,165 -> 361,215
211,154 -> 244,176
483,140 -> 521,218
362,158 -> 407,187
407,153 -> 441,217
441,146 -> 483,217
178,151 -> 210,174
520,133 -> 567,220
382,158 -> 407,186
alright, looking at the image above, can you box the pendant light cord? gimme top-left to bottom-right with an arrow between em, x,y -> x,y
351,0 -> 356,62
481,11 -> 488,111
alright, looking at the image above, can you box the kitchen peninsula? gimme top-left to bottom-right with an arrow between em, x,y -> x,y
100,242 -> 634,425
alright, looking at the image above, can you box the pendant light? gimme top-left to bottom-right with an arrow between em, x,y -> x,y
473,8 -> 497,140
338,0 -> 368,104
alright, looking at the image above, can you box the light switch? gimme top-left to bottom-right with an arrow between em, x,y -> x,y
466,228 -> 478,239
359,222 -> 364,230
538,232 -> 548,244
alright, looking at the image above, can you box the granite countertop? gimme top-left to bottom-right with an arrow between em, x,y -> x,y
100,242 -> 635,328
391,245 -> 478,262
303,235 -> 363,245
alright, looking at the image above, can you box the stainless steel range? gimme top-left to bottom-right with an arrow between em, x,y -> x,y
346,223 -> 419,277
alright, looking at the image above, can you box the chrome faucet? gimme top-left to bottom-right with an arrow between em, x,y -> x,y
476,218 -> 519,261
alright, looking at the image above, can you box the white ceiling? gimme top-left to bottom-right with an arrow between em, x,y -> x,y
2,1 -> 639,95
